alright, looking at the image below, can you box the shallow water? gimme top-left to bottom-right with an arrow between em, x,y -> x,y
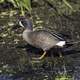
0,5 -> 80,80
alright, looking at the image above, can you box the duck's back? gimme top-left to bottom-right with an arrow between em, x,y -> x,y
25,30 -> 64,50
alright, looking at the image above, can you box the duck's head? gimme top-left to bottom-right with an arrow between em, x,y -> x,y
19,16 -> 33,30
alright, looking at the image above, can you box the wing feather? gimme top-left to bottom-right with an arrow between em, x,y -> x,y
28,30 -> 61,50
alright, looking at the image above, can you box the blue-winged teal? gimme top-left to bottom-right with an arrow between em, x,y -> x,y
19,16 -> 67,60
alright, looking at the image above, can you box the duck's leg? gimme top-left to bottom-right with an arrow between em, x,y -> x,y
32,51 -> 46,60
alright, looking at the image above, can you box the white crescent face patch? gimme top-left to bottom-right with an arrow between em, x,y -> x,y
56,41 -> 66,47
19,21 -> 24,28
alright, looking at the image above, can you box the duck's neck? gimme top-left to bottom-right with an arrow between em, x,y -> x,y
24,29 -> 32,32
22,29 -> 32,42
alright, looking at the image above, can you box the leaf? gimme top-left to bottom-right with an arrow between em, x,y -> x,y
8,0 -> 16,7
0,0 -> 4,3
8,0 -> 32,16
63,0 -> 73,10
22,0 -> 32,12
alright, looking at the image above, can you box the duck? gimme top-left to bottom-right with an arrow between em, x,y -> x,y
19,16 -> 66,60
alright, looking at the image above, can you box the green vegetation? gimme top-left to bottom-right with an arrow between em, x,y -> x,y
0,0 -> 32,16
9,0 -> 32,15
55,74 -> 72,80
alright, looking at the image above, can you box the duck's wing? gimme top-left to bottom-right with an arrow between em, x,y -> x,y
27,30 -> 65,50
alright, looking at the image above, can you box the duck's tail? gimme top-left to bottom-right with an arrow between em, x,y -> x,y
66,40 -> 80,45
65,40 -> 80,47
62,40 -> 80,55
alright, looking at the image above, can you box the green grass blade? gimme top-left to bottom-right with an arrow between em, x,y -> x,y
63,0 -> 73,10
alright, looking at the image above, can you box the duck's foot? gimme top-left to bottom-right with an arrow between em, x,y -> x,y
32,51 -> 46,60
